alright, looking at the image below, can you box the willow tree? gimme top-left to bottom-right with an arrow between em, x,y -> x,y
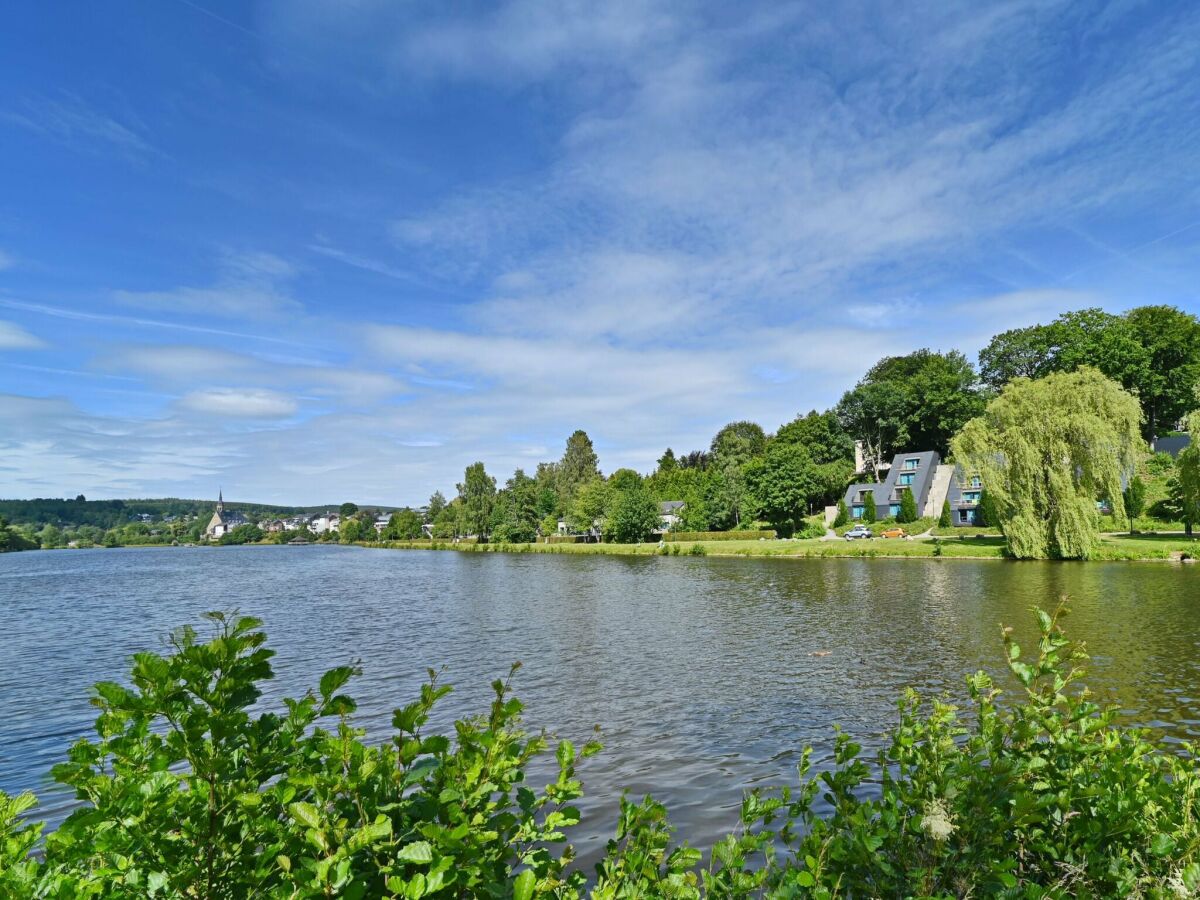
951,368 -> 1141,559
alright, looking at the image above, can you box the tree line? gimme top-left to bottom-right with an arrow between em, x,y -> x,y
414,304 -> 1200,545
4,304 -> 1198,554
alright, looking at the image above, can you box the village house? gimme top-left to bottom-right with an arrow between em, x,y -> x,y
658,500 -> 685,532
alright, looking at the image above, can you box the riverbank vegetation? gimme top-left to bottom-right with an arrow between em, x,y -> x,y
3,605 -> 1198,897
372,530 -> 1199,562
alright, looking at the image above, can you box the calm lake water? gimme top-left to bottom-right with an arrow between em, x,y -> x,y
1,545 -> 1198,857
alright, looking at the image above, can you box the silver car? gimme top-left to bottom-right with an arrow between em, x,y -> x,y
844,524 -> 874,540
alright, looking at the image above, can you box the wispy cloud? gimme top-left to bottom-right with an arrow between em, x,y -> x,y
179,387 -> 298,419
0,320 -> 45,350
115,250 -> 302,318
0,297 -> 313,347
0,93 -> 154,157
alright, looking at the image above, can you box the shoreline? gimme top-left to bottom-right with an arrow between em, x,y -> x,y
8,533 -> 1195,563
359,533 -> 1198,564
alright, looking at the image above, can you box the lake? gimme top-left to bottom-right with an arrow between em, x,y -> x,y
1,545 -> 1197,858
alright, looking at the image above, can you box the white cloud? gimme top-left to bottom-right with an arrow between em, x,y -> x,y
115,251 -> 301,318
0,320 -> 45,350
179,388 -> 299,419
0,94 -> 153,157
98,345 -> 257,382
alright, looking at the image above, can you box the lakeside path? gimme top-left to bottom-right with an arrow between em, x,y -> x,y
366,532 -> 1199,562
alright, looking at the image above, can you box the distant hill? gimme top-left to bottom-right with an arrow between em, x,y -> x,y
0,497 -> 401,529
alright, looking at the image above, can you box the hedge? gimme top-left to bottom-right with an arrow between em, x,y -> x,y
663,530 -> 776,542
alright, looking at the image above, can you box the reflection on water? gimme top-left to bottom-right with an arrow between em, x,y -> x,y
1,545 -> 1197,855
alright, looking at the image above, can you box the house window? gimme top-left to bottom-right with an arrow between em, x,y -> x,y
851,505 -> 864,519
970,476 -> 982,488
904,458 -> 920,470
959,509 -> 976,524
898,473 -> 914,486
962,491 -> 980,503
889,504 -> 901,517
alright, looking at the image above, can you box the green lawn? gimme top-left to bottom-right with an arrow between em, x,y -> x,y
375,530 -> 1197,562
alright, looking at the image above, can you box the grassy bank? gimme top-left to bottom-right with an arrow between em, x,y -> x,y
369,531 -> 1199,562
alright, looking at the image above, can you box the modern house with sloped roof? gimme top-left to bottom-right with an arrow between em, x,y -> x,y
843,451 -> 984,526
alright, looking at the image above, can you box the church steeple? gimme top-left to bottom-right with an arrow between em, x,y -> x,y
217,488 -> 224,513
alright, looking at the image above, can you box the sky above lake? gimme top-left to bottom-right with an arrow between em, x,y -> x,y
1,1 -> 1199,505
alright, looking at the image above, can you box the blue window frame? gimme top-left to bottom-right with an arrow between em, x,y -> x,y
962,491 -> 980,503
959,508 -> 976,524
904,458 -> 919,470
851,505 -> 864,519
970,476 -> 982,488
889,504 -> 901,517
899,473 -> 914,486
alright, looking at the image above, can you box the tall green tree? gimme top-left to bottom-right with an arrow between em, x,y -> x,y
607,468 -> 643,493
952,368 -> 1142,559
384,508 -> 423,540
1122,476 -> 1146,534
1169,406 -> 1200,536
557,431 -> 600,509
977,490 -> 999,530
938,500 -> 952,528
456,462 -> 497,540
978,324 -> 1057,388
744,442 -> 819,536
338,502 -> 359,519
897,488 -> 917,524
490,470 -> 539,543
978,305 -> 1200,440
773,410 -> 854,465
860,490 -> 877,524
425,491 -> 446,523
568,479 -> 609,535
710,421 -> 767,463
1124,305 -> 1200,439
837,350 -> 983,475
602,485 -> 660,544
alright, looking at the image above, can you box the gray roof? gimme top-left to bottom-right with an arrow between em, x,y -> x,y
659,500 -> 686,513
1153,434 -> 1192,458
843,450 -> 941,516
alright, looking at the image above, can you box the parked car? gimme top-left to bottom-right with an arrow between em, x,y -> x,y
844,524 -> 873,540
880,527 -> 908,539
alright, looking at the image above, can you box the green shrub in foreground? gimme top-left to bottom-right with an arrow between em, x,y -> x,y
2,606 -> 1199,898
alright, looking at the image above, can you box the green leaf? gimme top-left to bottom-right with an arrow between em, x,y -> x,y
513,869 -> 535,900
1151,833 -> 1176,856
289,801 -> 321,829
396,840 -> 433,864
796,870 -> 816,887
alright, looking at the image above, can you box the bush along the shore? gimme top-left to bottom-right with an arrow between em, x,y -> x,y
3,606 -> 1199,898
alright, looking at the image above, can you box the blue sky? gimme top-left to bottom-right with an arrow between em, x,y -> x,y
1,0 -> 1199,505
